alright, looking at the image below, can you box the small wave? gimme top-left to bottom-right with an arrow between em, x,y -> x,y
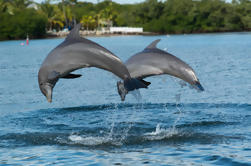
0,129 -> 243,148
0,132 -> 65,147
65,134 -> 122,146
177,121 -> 238,128
204,155 -> 251,166
37,102 -> 251,114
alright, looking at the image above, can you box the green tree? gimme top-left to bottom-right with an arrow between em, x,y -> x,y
0,8 -> 47,40
39,0 -> 64,30
0,0 -> 15,14
81,15 -> 96,30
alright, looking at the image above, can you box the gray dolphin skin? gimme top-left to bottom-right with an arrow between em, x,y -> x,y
117,39 -> 204,100
38,24 -> 146,102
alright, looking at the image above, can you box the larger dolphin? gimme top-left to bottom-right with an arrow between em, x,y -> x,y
117,39 -> 204,100
38,24 -> 146,102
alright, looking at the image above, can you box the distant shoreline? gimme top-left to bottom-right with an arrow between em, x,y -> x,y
1,30 -> 250,41
45,30 -> 159,39
45,30 -> 251,38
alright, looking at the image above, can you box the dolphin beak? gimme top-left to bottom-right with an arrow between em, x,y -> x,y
46,96 -> 52,103
194,81 -> 204,91
45,86 -> 52,103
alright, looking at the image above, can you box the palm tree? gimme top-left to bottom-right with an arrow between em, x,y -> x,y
0,0 -> 32,14
61,0 -> 68,27
0,0 -> 14,14
11,0 -> 32,9
81,15 -> 96,30
59,0 -> 77,29
98,2 -> 117,28
39,0 -> 64,30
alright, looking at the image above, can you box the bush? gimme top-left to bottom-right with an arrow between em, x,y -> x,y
0,9 -> 47,40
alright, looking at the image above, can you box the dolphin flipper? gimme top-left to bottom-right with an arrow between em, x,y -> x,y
62,73 -> 82,79
139,79 -> 151,86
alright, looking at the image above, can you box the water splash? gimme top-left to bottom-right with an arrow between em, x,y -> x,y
64,102 -> 143,146
67,134 -> 122,146
98,96 -> 144,144
130,89 -> 142,102
119,102 -> 144,142
106,103 -> 120,141
163,77 -> 185,133
144,123 -> 179,141
171,93 -> 183,133
143,92 -> 183,141
115,90 -> 143,142
178,80 -> 187,88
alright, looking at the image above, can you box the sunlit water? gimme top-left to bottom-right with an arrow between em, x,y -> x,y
0,33 -> 251,165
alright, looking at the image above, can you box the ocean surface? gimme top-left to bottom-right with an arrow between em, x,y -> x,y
0,33 -> 251,165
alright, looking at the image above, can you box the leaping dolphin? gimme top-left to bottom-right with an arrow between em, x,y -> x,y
38,24 -> 147,102
117,39 -> 204,100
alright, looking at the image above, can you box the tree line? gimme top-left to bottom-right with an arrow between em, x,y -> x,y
0,0 -> 250,40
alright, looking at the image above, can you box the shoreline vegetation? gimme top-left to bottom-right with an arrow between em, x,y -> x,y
0,0 -> 251,41
46,30 -> 158,38
46,29 -> 250,39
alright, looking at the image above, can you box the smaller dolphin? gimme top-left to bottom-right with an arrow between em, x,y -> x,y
117,39 -> 204,100
38,24 -> 146,102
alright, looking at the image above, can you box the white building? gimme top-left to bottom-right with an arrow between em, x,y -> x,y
110,27 -> 143,33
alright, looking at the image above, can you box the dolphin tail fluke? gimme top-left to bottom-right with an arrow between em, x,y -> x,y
139,79 -> 151,86
117,78 -> 148,101
194,81 -> 204,91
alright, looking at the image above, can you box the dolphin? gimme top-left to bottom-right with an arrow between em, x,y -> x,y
38,24 -> 147,102
117,39 -> 204,100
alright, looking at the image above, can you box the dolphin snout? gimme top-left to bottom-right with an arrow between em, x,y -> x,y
44,85 -> 52,103
46,96 -> 52,103
194,81 -> 204,91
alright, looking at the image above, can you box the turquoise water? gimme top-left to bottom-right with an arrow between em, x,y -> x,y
0,33 -> 251,165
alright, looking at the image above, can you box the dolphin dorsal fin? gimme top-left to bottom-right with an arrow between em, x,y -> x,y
65,23 -> 81,41
146,39 -> 161,49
